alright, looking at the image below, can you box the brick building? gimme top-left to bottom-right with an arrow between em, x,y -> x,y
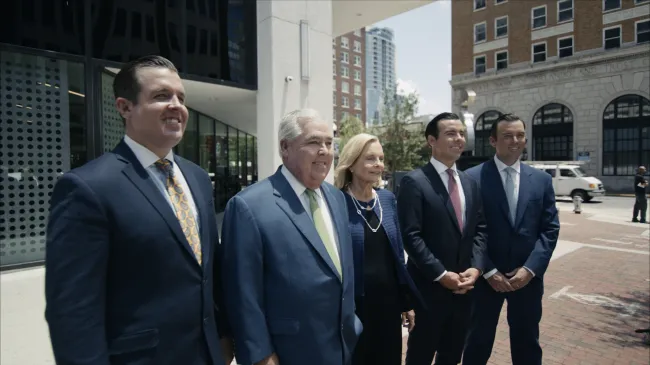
450,0 -> 650,192
333,28 -> 367,133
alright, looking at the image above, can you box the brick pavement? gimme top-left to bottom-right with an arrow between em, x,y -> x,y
401,212 -> 650,365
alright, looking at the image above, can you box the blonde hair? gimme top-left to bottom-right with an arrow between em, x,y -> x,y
334,133 -> 383,189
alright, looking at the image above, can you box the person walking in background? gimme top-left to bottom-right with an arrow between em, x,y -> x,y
462,113 -> 560,365
220,109 -> 362,365
334,133 -> 421,365
632,165 -> 648,223
45,55 -> 233,365
398,112 -> 488,365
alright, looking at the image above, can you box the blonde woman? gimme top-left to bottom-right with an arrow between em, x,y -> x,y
335,133 -> 422,365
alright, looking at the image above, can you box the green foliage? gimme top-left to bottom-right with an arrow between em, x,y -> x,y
371,88 -> 429,173
338,115 -> 366,150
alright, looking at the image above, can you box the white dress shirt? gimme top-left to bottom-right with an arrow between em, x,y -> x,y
280,166 -> 340,262
429,157 -> 466,282
483,156 -> 535,279
123,135 -> 199,228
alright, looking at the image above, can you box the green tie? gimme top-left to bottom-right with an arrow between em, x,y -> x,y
305,189 -> 342,278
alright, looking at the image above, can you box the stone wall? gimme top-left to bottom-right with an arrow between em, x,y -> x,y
452,48 -> 650,193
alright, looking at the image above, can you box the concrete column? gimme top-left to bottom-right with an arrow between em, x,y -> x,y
256,0 -> 334,181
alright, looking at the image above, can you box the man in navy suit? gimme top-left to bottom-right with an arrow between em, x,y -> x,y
45,56 -> 233,365
463,113 -> 560,365
221,109 -> 362,365
398,112 -> 487,365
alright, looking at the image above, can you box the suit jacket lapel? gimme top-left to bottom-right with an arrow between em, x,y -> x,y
114,141 -> 201,269
423,163 -> 461,233
270,170 -> 342,282
175,156 -> 210,269
484,159 -> 511,224
514,165 -> 533,229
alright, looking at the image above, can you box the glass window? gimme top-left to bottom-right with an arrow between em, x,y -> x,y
0,0 -> 86,56
474,23 -> 486,43
496,51 -> 508,70
604,27 -> 621,49
604,0 -> 621,11
496,17 -> 508,38
532,6 -> 547,29
214,121 -> 228,212
533,43 -> 546,63
227,126 -> 240,201
602,95 -> 650,176
198,114 -> 215,183
475,56 -> 486,75
532,104 -> 574,161
176,110 -> 199,163
559,37 -> 573,58
237,132 -> 248,188
474,111 -> 501,157
246,134 -> 256,186
0,50 -> 87,266
475,0 -> 486,10
559,169 -> 576,177
637,20 -> 650,44
558,0 -> 573,22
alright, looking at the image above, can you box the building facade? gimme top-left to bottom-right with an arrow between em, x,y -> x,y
333,28 -> 367,129
0,0 -> 434,268
451,0 -> 650,192
366,27 -> 397,125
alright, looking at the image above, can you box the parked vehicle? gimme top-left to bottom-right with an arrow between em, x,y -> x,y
525,161 -> 605,202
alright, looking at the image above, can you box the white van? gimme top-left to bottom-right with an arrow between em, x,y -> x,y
525,161 -> 606,202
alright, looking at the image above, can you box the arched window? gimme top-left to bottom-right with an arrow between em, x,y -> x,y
602,94 -> 650,176
474,110 -> 502,157
532,103 -> 573,161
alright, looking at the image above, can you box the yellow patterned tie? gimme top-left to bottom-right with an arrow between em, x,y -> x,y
154,159 -> 202,264
305,189 -> 342,278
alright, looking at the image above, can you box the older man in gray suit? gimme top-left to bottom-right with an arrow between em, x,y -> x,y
221,109 -> 362,365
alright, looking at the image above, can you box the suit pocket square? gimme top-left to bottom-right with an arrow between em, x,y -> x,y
108,328 -> 159,355
268,318 -> 300,335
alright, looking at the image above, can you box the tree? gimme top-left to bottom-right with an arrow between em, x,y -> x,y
371,88 -> 428,174
338,115 -> 366,150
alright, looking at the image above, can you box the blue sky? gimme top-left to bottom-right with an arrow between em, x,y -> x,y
374,1 -> 452,117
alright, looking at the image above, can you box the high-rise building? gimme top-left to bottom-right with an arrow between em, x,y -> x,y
451,0 -> 650,192
333,28 -> 366,130
366,27 -> 397,125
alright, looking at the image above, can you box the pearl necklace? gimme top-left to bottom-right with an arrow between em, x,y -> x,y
348,189 -> 383,233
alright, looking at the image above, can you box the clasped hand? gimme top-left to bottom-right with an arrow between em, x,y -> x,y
439,268 -> 480,294
486,267 -> 533,293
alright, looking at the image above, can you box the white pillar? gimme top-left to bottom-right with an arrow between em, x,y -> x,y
256,0 -> 334,181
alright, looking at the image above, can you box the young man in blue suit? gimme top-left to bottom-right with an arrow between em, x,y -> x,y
463,113 -> 560,365
221,109 -> 362,365
45,56 -> 233,365
398,113 -> 488,365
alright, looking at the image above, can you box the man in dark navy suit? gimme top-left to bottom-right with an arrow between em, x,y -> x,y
398,112 -> 487,365
463,113 -> 560,365
45,56 -> 233,365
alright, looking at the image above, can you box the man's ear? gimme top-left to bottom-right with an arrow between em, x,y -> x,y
427,135 -> 436,148
115,97 -> 133,121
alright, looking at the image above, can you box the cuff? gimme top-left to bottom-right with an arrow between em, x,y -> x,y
433,270 -> 447,282
523,266 -> 536,277
483,268 -> 498,279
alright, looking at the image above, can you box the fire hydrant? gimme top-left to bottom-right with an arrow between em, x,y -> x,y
573,195 -> 582,214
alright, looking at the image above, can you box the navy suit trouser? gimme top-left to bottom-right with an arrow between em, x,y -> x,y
462,277 -> 543,365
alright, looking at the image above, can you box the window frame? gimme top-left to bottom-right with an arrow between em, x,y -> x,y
603,0 -> 622,12
474,0 -> 487,11
495,50 -> 508,70
557,0 -> 574,24
532,41 -> 547,63
531,5 -> 547,30
603,25 -> 622,49
558,35 -> 574,58
635,19 -> 650,44
474,54 -> 487,75
495,16 -> 509,39
474,21 -> 487,44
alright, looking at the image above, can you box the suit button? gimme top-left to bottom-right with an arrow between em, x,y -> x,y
203,317 -> 208,324
203,278 -> 207,285
341,324 -> 344,330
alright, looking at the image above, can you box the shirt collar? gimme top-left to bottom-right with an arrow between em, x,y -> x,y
123,135 -> 174,169
430,157 -> 458,175
494,155 -> 521,174
281,165 -> 323,199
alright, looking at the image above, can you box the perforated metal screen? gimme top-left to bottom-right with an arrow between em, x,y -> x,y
102,72 -> 123,152
0,51 -> 71,266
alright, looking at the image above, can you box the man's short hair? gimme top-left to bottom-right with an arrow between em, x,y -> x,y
490,113 -> 525,139
425,112 -> 461,139
113,55 -> 178,104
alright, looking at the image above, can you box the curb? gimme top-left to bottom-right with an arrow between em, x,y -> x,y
605,194 -> 650,198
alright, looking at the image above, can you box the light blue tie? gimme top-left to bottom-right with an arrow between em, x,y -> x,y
504,167 -> 517,224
